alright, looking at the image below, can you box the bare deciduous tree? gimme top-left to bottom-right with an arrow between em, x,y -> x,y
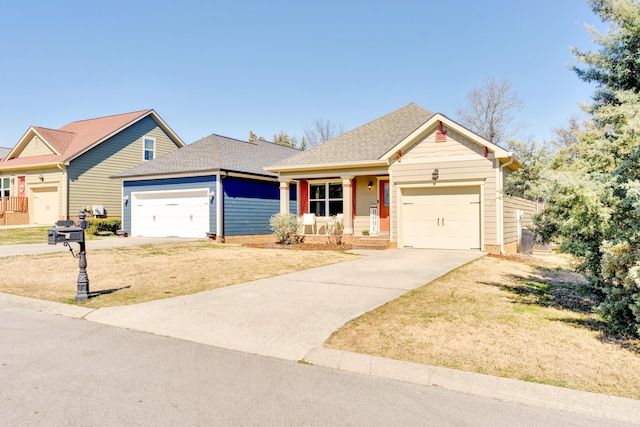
303,119 -> 344,148
456,78 -> 524,146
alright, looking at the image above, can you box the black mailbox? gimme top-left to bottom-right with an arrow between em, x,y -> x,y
48,227 -> 85,245
47,210 -> 91,302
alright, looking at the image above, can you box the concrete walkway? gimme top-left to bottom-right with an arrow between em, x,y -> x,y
84,249 -> 482,361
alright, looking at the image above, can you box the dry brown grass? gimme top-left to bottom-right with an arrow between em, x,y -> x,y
326,252 -> 640,400
1,241 -> 355,308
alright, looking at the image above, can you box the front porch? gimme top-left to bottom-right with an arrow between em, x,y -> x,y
299,233 -> 393,250
0,196 -> 29,226
279,174 -> 392,238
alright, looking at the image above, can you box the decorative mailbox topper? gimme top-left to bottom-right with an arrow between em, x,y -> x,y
47,210 -> 91,302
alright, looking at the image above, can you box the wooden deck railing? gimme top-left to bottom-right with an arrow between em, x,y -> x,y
0,196 -> 28,213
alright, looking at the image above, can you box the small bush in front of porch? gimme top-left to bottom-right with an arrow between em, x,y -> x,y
269,213 -> 301,244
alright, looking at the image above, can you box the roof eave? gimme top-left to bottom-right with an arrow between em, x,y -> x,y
380,113 -> 514,162
68,110 -> 186,162
265,160 -> 388,174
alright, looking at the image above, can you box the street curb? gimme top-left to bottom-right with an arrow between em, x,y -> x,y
303,347 -> 640,425
0,293 -> 94,319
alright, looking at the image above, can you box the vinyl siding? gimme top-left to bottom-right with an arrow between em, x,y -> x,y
403,126 -> 484,160
391,159 -> 496,245
68,116 -> 181,218
503,196 -> 538,243
17,135 -> 55,157
353,175 -> 384,233
18,168 -> 65,222
122,176 -> 217,235
223,176 -> 285,236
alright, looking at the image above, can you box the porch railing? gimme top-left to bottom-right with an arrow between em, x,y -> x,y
1,196 -> 28,213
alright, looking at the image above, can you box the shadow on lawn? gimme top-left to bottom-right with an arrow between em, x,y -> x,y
481,263 -> 640,354
88,285 -> 131,299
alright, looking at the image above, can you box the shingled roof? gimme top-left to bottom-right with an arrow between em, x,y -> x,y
0,110 -> 184,168
114,134 -> 300,179
0,147 -> 11,160
270,103 -> 434,168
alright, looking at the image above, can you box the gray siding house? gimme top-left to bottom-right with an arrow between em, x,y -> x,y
113,134 -> 299,239
0,110 -> 184,225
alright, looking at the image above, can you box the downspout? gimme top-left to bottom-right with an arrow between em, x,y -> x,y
56,163 -> 68,220
216,171 -> 227,243
498,154 -> 515,255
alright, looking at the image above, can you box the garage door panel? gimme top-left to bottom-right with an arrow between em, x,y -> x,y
132,190 -> 209,238
401,187 -> 480,250
33,187 -> 59,225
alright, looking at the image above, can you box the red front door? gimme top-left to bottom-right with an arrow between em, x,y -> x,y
379,179 -> 390,232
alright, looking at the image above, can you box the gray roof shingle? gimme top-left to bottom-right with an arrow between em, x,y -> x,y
114,134 -> 300,179
270,103 -> 434,168
0,147 -> 11,160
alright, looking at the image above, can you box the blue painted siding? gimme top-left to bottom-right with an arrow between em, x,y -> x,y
122,175 -> 298,237
122,175 -> 216,234
223,177 -> 296,236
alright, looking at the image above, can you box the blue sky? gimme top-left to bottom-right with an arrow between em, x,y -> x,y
0,1 -> 604,148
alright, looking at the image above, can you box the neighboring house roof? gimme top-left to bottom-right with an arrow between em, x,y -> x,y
271,103 -> 434,168
0,110 -> 185,170
113,134 -> 300,179
0,147 -> 11,160
267,102 -> 516,172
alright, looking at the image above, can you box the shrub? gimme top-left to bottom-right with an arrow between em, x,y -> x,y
86,218 -> 122,236
599,241 -> 640,336
269,213 -> 300,244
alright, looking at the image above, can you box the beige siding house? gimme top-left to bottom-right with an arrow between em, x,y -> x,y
0,110 -> 184,225
266,103 -> 537,254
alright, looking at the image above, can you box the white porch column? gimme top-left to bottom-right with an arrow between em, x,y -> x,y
341,176 -> 354,235
279,179 -> 291,214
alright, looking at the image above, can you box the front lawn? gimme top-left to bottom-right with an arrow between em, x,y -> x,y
326,253 -> 640,400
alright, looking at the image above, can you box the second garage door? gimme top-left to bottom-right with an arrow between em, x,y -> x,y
401,186 -> 481,250
132,189 -> 210,238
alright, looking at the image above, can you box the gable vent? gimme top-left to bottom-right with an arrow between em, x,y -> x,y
435,120 -> 447,142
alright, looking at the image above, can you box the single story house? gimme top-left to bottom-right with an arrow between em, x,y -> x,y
0,110 -> 184,225
113,134 -> 299,239
266,103 -> 537,254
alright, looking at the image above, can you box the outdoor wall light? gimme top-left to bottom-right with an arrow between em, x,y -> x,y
432,169 -> 439,180
209,191 -> 215,200
38,174 -> 44,181
368,181 -> 373,190
123,195 -> 129,202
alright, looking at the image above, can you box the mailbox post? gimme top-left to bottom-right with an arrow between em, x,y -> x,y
47,210 -> 91,302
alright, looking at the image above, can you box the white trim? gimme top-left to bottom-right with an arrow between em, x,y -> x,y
265,160 -> 388,173
143,136 -> 156,162
380,114 -> 513,163
396,180 -> 485,249
130,188 -> 209,238
216,173 -> 223,238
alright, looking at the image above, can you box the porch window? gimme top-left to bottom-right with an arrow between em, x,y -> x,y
309,182 -> 343,216
143,137 -> 155,161
0,177 -> 10,197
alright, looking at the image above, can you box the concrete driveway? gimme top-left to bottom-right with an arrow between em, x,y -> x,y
85,248 -> 483,361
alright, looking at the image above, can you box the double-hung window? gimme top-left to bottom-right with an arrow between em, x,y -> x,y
309,182 -> 343,216
0,177 -> 10,197
143,137 -> 155,161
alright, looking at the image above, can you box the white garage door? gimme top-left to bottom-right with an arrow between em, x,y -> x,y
132,189 -> 209,238
401,186 -> 480,250
32,187 -> 59,225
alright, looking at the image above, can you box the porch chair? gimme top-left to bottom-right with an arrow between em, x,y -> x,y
301,213 -> 316,234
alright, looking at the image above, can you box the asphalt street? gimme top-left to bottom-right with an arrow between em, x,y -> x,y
1,305 -> 631,427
